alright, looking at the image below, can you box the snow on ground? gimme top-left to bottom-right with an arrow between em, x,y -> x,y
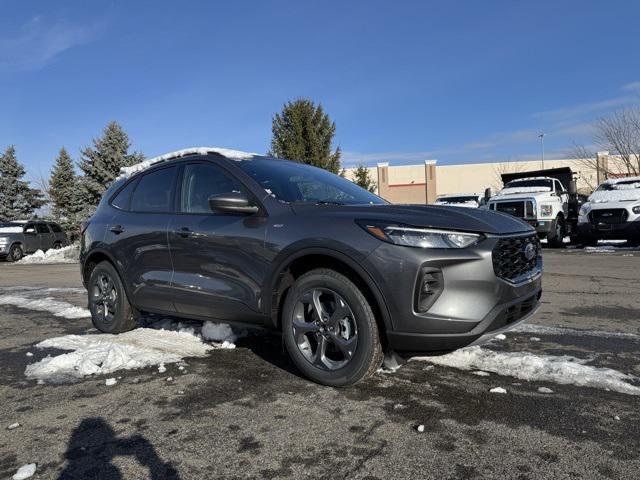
515,323 -> 640,341
18,244 -> 79,264
25,328 -> 215,382
23,311 -> 240,383
415,346 -> 640,395
0,295 -> 89,318
12,463 -> 36,480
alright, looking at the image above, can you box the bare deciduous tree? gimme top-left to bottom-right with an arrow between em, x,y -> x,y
571,108 -> 640,185
492,160 -> 528,191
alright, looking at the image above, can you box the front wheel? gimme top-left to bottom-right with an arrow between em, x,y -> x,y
547,216 -> 566,248
281,268 -> 383,387
7,244 -> 23,262
88,261 -> 138,333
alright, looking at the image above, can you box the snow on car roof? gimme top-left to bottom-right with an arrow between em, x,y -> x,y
437,193 -> 482,198
506,176 -> 553,182
118,147 -> 258,179
602,176 -> 640,185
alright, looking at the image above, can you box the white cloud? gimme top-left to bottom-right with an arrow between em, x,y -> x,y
622,81 -> 640,92
0,16 -> 103,71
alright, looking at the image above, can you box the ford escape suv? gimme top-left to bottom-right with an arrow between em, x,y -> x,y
80,147 -> 542,386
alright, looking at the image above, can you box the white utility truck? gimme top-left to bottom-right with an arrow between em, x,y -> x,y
485,167 -> 580,247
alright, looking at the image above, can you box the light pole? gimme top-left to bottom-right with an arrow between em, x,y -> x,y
538,133 -> 545,170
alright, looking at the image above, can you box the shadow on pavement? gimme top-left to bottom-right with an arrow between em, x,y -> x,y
58,417 -> 180,479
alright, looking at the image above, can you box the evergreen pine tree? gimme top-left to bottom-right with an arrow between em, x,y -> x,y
0,146 -> 45,221
49,147 -> 83,227
353,163 -> 377,193
269,99 -> 342,173
78,121 -> 144,210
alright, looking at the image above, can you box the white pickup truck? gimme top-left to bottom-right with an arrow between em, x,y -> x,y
486,173 -> 573,247
577,176 -> 640,246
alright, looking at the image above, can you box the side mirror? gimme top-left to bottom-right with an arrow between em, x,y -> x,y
484,188 -> 492,202
24,227 -> 36,234
568,180 -> 577,196
208,192 -> 259,215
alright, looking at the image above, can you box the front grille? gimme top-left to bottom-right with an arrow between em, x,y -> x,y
495,201 -> 525,217
589,209 -> 628,225
492,233 -> 541,282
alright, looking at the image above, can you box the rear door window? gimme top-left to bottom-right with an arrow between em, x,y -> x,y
49,223 -> 63,233
111,179 -> 139,211
130,167 -> 178,213
36,223 -> 50,234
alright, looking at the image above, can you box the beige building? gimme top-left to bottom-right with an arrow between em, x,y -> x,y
344,152 -> 616,204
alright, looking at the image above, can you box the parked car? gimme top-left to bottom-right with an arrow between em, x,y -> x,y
434,193 -> 483,208
578,176 -> 640,246
81,147 -> 542,386
0,221 -> 68,262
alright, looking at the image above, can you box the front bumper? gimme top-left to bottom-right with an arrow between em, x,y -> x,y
578,220 -> 640,240
364,233 -> 542,356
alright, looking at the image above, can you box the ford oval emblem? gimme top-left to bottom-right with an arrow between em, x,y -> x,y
524,243 -> 536,261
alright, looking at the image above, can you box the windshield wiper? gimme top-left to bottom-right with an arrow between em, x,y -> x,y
315,200 -> 345,206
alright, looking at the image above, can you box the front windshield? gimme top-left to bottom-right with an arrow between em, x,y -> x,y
235,158 -> 387,205
504,179 -> 552,189
436,196 -> 478,204
597,179 -> 640,191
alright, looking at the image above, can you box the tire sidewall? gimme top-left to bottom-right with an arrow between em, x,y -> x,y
282,271 -> 379,386
8,244 -> 23,262
88,261 -> 131,333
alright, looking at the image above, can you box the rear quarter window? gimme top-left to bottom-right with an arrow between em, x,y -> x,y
49,223 -> 63,233
111,178 -> 139,211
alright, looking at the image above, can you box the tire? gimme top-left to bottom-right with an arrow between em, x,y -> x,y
547,216 -> 565,248
7,244 -> 23,262
87,261 -> 138,333
53,241 -> 62,249
281,268 -> 383,387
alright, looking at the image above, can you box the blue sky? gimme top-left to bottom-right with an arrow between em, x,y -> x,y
1,0 -> 640,182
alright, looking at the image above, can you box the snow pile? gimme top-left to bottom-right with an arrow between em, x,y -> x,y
18,244 -> 79,264
0,295 -> 89,318
119,147 -> 257,179
202,321 -> 237,348
416,346 -> 640,395
25,328 -> 214,382
0,226 -> 23,233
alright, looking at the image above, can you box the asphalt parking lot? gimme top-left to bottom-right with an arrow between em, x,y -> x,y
1,249 -> 639,479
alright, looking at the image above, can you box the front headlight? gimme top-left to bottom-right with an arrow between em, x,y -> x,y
633,205 -> 640,214
579,203 -> 591,216
0,237 -> 8,246
540,204 -> 553,217
359,221 -> 481,248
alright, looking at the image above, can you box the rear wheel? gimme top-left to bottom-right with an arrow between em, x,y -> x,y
53,241 -> 62,249
7,244 -> 23,262
282,268 -> 383,387
88,261 -> 138,333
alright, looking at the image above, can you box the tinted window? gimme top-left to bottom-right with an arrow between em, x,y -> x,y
180,163 -> 244,213
24,223 -> 36,232
504,179 -> 553,190
111,179 -> 138,210
554,181 -> 563,194
130,167 -> 177,212
235,158 -> 386,205
36,223 -> 50,234
49,223 -> 62,233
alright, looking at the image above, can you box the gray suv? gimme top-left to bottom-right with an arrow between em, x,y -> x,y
0,221 -> 68,262
81,148 -> 542,386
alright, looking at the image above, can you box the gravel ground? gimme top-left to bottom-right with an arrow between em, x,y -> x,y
0,249 -> 639,479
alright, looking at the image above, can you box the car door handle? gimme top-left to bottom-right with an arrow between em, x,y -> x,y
174,227 -> 193,237
110,225 -> 124,234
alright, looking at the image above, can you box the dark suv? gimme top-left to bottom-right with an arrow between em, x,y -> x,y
81,148 -> 542,386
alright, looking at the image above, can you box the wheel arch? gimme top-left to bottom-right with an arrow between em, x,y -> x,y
266,247 -> 392,338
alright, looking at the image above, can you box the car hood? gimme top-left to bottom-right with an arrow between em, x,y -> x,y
292,204 -> 533,235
